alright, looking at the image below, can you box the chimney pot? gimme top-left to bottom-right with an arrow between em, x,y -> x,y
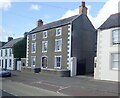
8,37 -> 13,42
37,19 -> 43,27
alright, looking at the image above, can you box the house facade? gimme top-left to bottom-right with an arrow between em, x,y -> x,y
0,37 -> 23,70
94,13 -> 120,81
24,1 -> 96,76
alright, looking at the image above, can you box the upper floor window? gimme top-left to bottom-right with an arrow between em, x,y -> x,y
31,43 -> 36,53
111,53 -> 120,70
0,50 -> 2,57
112,29 -> 120,45
42,41 -> 48,52
56,28 -> 62,36
5,49 -> 7,56
43,31 -> 47,38
9,49 -> 12,56
55,39 -> 62,52
32,34 -> 36,40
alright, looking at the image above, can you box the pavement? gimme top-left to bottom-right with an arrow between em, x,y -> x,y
1,70 -> 120,96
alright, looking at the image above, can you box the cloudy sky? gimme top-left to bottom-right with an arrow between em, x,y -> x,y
0,0 -> 120,41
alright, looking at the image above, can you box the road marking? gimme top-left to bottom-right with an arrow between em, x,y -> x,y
57,86 -> 71,94
30,80 -> 70,95
2,89 -> 18,96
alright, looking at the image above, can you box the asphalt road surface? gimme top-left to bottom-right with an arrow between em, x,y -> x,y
1,71 -> 119,97
0,78 -> 68,96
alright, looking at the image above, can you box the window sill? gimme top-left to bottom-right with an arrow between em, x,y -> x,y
55,50 -> 61,52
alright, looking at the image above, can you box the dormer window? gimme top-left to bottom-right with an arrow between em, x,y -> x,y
43,31 -> 47,38
32,34 -> 36,40
112,29 -> 120,45
56,28 -> 62,36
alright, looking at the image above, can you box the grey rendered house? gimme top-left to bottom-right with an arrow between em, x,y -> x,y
0,37 -> 23,70
24,1 -> 96,76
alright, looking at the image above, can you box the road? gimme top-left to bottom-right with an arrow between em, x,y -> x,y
0,71 -> 119,97
0,78 -> 68,96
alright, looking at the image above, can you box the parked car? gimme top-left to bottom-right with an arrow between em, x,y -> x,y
0,68 -> 11,77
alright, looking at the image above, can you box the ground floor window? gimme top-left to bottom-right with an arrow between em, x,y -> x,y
5,59 -> 7,69
0,60 -> 1,66
2,60 -> 3,68
31,56 -> 36,67
55,56 -> 61,69
111,53 -> 120,70
9,59 -> 12,67
41,56 -> 48,68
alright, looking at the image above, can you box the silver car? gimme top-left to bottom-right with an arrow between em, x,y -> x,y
0,68 -> 11,77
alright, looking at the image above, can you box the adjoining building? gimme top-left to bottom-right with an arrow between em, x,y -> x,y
0,37 -> 23,70
24,1 -> 96,76
94,13 -> 120,82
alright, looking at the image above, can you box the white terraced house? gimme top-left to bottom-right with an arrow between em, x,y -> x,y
94,13 -> 120,82
0,37 -> 23,70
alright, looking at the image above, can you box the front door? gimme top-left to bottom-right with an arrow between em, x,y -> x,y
41,57 -> 48,68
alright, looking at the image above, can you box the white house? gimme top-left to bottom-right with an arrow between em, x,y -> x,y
94,13 -> 120,82
0,37 -> 23,70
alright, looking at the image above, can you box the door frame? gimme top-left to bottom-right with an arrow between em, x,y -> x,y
41,56 -> 48,69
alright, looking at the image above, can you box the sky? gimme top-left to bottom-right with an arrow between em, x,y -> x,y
0,0 -> 120,42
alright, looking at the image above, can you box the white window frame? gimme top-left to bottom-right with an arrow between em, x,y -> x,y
54,55 -> 62,69
31,56 -> 36,68
56,27 -> 62,36
31,42 -> 36,53
55,39 -> 62,52
32,33 -> 36,40
111,53 -> 120,70
43,31 -> 48,38
112,29 -> 120,45
42,41 -> 48,52
41,56 -> 48,69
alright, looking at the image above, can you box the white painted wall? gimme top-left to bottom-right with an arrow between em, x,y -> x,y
94,27 -> 120,82
0,48 -> 14,70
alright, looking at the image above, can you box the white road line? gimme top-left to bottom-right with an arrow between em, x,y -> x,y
57,86 -> 71,94
2,89 -> 18,96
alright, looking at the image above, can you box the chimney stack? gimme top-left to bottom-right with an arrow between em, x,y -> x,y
79,0 -> 88,15
37,19 -> 43,27
8,37 -> 13,42
24,32 -> 28,38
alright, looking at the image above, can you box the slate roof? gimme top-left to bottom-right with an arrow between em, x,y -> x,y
29,15 -> 79,34
99,13 -> 120,30
0,37 -> 23,49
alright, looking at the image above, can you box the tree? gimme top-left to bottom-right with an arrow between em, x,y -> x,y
12,37 -> 26,58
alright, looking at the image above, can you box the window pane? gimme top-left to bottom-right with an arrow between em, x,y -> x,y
42,41 -> 48,52
111,53 -> 120,70
55,57 -> 61,68
112,29 -> 120,44
32,34 -> 36,40
112,54 -> 118,61
32,43 -> 36,53
55,39 -> 62,51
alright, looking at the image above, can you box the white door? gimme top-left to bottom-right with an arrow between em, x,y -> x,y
17,61 -> 21,71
